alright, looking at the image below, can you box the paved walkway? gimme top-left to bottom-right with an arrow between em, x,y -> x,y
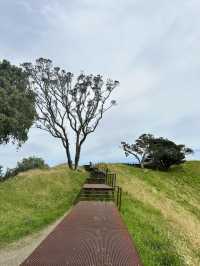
21,201 -> 142,266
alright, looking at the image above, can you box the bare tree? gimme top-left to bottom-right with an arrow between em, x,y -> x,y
22,58 -> 119,170
121,134 -> 154,168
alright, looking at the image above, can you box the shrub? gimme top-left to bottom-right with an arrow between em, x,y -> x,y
2,156 -> 49,181
16,156 -> 49,173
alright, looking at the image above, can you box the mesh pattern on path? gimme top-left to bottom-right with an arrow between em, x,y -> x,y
21,201 -> 142,266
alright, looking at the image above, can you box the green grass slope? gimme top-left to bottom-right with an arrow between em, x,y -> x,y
0,164 -> 87,247
106,161 -> 200,266
0,161 -> 199,266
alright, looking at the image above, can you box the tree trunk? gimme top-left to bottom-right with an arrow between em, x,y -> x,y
74,145 -> 81,170
140,162 -> 144,168
61,137 -> 73,169
74,131 -> 86,170
65,145 -> 73,169
140,152 -> 146,169
74,132 -> 80,170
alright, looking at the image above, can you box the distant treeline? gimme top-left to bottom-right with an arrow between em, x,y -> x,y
0,156 -> 49,181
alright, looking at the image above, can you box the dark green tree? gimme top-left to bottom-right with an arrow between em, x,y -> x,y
22,58 -> 119,170
122,134 -> 193,170
149,138 -> 193,170
0,60 -> 36,146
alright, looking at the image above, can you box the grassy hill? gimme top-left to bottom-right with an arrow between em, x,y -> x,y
0,164 -> 87,247
106,161 -> 200,266
0,161 -> 199,266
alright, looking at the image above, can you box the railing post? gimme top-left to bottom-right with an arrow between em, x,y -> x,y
119,187 -> 122,211
116,186 -> 119,208
106,168 -> 108,177
114,174 -> 116,187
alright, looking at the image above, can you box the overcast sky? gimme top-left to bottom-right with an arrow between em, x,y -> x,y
0,0 -> 200,169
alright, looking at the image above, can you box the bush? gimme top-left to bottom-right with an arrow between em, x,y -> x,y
16,156 -> 49,173
2,156 -> 49,181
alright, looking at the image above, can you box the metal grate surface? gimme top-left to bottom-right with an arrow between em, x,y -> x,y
21,201 -> 143,266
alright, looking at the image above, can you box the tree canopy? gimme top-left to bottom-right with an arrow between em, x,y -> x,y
0,60 -> 36,146
122,134 -> 193,170
23,58 -> 119,169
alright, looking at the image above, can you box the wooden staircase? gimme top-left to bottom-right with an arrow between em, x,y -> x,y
79,183 -> 114,201
75,165 -> 122,210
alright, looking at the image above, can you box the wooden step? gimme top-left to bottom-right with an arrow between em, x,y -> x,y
86,178 -> 105,184
83,183 -> 113,190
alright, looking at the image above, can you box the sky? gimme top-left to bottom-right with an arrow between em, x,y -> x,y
0,0 -> 200,169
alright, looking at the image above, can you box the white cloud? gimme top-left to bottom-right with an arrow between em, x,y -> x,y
0,0 -> 200,168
